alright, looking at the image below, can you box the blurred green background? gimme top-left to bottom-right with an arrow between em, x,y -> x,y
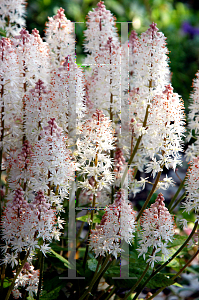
26,0 -> 199,112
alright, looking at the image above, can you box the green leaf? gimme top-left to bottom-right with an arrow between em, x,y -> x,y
27,296 -> 35,300
105,263 -> 174,290
49,249 -> 71,269
147,273 -> 174,289
173,282 -> 183,287
50,244 -> 68,251
88,258 -> 101,272
167,235 -> 187,248
3,278 -> 12,288
0,28 -> 6,37
185,266 -> 199,275
40,286 -> 62,300
76,211 -> 105,224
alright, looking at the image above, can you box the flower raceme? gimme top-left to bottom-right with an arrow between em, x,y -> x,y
138,193 -> 175,268
183,157 -> 199,214
84,1 -> 119,57
1,188 -> 57,267
45,7 -> 75,67
30,118 -> 76,209
77,109 -> 115,197
89,189 -> 136,258
186,71 -> 199,161
13,262 -> 39,299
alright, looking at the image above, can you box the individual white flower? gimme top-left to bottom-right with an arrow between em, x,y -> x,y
157,175 -> 175,190
12,289 -> 22,299
146,251 -> 162,269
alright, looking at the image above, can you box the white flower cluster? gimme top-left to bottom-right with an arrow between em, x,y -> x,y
51,56 -> 85,137
1,188 -> 57,267
0,38 -> 23,151
186,71 -> 199,161
77,110 -> 115,195
15,29 -> 50,88
89,189 -> 136,258
0,0 -> 26,36
132,22 -> 170,100
45,7 -> 75,67
144,85 -> 185,176
12,262 -> 39,299
84,37 -> 122,123
138,193 -> 175,268
182,157 -> 199,214
126,23 -> 185,194
31,118 -> 76,208
24,79 -> 53,144
6,140 -> 33,194
84,1 -> 118,57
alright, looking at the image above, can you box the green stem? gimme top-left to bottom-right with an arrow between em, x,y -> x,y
146,249 -> 199,300
80,255 -> 112,300
131,221 -> 198,300
121,104 -> 150,188
96,285 -> 113,300
123,262 -> 150,300
83,201 -> 96,269
0,264 -> 5,293
170,192 -> 186,213
82,235 -> 89,270
36,252 -> 44,300
168,177 -> 186,211
5,251 -> 29,300
76,221 -> 85,245
136,171 -> 162,221
104,286 -> 116,300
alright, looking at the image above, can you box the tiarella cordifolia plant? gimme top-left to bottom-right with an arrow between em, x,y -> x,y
1,1 -> 199,300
